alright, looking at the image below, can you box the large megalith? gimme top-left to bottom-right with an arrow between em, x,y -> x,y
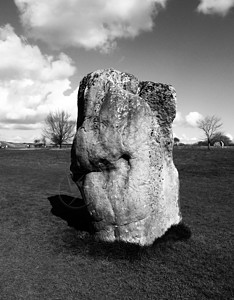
70,69 -> 181,246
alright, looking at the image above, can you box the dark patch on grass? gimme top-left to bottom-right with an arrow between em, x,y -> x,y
86,222 -> 191,262
158,222 -> 191,242
48,190 -> 191,264
49,200 -> 192,262
48,195 -> 95,233
49,193 -> 191,261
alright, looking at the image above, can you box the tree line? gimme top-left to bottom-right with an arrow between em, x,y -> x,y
174,114 -> 232,149
39,111 -> 231,150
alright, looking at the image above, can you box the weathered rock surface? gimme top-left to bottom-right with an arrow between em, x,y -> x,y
71,69 -> 181,246
214,141 -> 224,147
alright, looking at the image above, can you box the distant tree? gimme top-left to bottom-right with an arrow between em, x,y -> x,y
197,140 -> 208,147
211,132 -> 232,146
43,110 -> 76,148
197,115 -> 223,150
34,138 -> 40,144
173,137 -> 180,146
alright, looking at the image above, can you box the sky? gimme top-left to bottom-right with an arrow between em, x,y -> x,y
0,0 -> 234,143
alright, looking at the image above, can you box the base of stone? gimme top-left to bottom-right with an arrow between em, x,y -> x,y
94,222 -> 191,247
93,215 -> 186,246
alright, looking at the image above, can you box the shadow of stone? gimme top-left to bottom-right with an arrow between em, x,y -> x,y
48,197 -> 191,261
48,195 -> 95,233
86,223 -> 192,262
157,223 -> 192,243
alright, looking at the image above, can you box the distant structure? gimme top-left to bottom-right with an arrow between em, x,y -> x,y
0,142 -> 9,149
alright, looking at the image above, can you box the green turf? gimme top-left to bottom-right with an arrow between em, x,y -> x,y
0,148 -> 233,299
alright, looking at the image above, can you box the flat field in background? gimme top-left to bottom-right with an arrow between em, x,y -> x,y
0,147 -> 233,299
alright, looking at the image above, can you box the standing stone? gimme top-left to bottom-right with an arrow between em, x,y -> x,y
71,69 -> 181,246
214,141 -> 224,148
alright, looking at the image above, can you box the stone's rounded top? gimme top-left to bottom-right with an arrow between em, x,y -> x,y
82,68 -> 140,95
78,68 -> 177,126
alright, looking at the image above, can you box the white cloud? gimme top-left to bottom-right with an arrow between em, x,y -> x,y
0,25 -> 78,131
8,136 -> 24,143
226,133 -> 233,141
172,111 -> 184,127
185,112 -> 203,127
197,0 -> 234,16
177,134 -> 198,144
14,0 -> 168,51
190,137 -> 199,142
173,111 -> 203,128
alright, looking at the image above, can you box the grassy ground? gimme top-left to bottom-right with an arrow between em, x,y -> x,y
0,147 -> 233,299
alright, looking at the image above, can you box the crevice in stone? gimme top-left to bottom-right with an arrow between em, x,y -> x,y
119,215 -> 147,227
120,153 -> 131,166
114,225 -> 120,240
119,153 -> 131,188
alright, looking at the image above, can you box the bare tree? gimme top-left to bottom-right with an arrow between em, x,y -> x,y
197,115 -> 223,150
43,110 -> 76,148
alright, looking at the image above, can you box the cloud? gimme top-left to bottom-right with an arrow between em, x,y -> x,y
197,0 -> 234,16
172,111 -> 184,127
7,136 -> 24,143
185,112 -> 203,127
14,0 -> 168,51
226,133 -> 233,141
0,123 -> 41,130
0,24 -> 77,130
178,134 -> 198,144
172,132 -> 199,144
173,111 -> 203,128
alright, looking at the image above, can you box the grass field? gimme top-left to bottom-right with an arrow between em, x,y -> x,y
0,147 -> 233,299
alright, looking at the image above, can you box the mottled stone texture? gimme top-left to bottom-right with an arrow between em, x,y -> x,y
71,69 -> 181,246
